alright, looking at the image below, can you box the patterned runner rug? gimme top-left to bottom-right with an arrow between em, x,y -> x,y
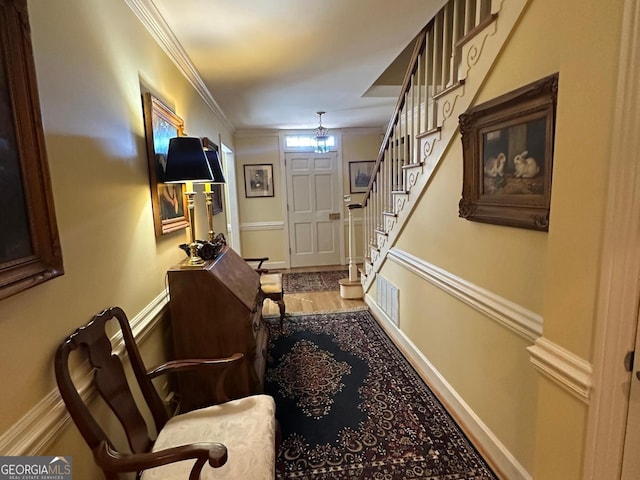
265,310 -> 497,479
282,270 -> 348,293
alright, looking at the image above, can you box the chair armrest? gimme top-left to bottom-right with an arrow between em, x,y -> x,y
147,353 -> 244,404
94,440 -> 227,478
146,353 -> 244,380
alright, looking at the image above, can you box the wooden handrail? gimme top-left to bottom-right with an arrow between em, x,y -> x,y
360,0 -> 496,269
362,25 -> 429,205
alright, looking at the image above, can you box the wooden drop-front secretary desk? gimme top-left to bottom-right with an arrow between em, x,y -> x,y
167,246 -> 267,412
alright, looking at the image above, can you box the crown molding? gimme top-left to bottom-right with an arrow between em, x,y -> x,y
124,0 -> 235,133
235,128 -> 282,137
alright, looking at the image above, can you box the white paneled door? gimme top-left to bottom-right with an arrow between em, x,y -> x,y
285,152 -> 341,268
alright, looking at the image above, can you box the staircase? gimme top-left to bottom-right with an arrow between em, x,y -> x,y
360,0 -> 530,291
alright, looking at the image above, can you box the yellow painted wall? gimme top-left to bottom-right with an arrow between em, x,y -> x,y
0,0 -> 233,475
234,133 -> 286,262
378,0 -> 624,477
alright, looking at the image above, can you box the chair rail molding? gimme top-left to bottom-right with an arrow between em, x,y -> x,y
240,221 -> 285,231
0,291 -> 169,456
388,248 -> 543,342
527,337 -> 593,403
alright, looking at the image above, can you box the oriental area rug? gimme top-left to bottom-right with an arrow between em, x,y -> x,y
282,270 -> 348,293
264,310 -> 498,480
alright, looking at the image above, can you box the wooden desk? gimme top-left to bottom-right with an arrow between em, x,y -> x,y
167,246 -> 267,412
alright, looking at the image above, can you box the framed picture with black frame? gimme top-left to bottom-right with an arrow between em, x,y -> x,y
244,164 -> 274,198
349,161 -> 375,194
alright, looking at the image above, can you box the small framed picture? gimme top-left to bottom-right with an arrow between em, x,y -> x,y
244,164 -> 274,198
349,161 -> 375,194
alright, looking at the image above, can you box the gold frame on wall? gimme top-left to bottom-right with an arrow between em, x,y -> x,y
0,0 -> 64,301
142,92 -> 188,236
458,73 -> 558,231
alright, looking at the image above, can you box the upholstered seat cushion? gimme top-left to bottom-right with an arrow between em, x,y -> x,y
259,273 -> 283,294
141,395 -> 276,480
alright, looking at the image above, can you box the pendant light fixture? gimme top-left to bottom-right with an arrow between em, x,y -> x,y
313,111 -> 330,153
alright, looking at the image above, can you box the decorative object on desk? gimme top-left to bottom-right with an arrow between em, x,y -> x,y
265,310 -> 498,479
313,111 -> 330,153
202,137 -> 226,241
349,160 -> 375,193
178,234 -> 227,261
282,270 -> 348,293
164,137 -> 213,266
142,92 -> 189,236
244,164 -> 274,198
459,73 -> 558,231
0,0 -> 64,301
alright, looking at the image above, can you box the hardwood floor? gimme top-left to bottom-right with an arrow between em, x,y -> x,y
261,266 -> 366,316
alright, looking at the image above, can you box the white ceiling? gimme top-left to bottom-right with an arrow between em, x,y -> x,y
151,0 -> 444,132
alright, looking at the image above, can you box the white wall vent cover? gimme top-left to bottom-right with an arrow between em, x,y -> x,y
376,275 -> 399,326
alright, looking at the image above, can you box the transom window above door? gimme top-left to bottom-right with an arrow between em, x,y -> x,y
285,134 -> 336,151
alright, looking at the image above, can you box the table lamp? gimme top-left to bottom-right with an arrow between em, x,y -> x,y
203,147 -> 226,242
164,136 -> 213,265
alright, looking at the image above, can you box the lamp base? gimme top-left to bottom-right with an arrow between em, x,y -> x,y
185,242 -> 205,266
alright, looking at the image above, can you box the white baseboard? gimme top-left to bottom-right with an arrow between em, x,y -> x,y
366,296 -> 532,480
0,291 -> 169,456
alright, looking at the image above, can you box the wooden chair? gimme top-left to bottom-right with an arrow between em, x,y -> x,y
244,257 -> 285,330
55,306 -> 276,480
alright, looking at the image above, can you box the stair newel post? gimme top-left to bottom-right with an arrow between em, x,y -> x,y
347,205 -> 358,282
339,204 -> 364,299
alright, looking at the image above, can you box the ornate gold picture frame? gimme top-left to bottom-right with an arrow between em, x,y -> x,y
0,0 -> 64,300
142,92 -> 188,236
459,74 -> 558,231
